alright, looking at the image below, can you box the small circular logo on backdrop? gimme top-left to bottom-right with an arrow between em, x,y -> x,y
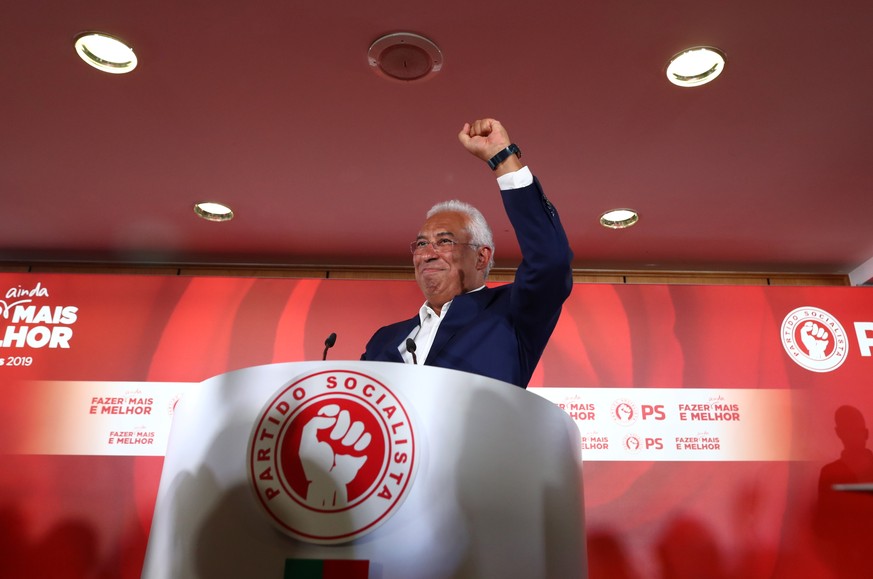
248,369 -> 417,544
780,307 -> 849,373
623,434 -> 642,454
611,399 -> 637,426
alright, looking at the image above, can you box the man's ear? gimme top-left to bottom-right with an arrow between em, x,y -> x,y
476,246 -> 493,270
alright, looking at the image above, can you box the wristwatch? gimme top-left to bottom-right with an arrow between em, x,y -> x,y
487,144 -> 522,170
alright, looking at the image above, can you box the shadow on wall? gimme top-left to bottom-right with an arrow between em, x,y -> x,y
813,404 -> 873,579
0,506 -> 99,579
586,473 -> 780,579
586,530 -> 637,579
655,516 -> 728,579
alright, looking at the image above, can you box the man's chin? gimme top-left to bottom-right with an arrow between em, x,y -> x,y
418,277 -> 453,299
417,280 -> 443,296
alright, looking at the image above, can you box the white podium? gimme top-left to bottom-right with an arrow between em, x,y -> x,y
142,361 -> 586,578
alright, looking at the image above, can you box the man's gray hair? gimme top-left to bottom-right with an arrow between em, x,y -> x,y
427,200 -> 495,276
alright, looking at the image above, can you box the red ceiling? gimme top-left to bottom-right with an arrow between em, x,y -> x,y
2,1 -> 873,282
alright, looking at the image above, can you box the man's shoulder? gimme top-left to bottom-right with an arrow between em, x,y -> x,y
456,283 -> 513,308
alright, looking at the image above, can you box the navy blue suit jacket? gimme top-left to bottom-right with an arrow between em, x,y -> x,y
361,177 -> 573,388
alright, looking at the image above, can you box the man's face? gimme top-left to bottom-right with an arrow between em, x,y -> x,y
413,211 -> 488,311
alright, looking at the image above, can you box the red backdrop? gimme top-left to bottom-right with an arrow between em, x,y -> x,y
1,273 -> 872,578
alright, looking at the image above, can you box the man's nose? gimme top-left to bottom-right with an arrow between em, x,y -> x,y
419,242 -> 440,258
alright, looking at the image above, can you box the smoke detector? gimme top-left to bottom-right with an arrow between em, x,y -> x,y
367,32 -> 443,82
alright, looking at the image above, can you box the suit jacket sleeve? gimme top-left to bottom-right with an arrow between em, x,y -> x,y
501,176 -> 574,373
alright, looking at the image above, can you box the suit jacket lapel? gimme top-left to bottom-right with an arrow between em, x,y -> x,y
383,315 -> 420,362
424,289 -> 490,364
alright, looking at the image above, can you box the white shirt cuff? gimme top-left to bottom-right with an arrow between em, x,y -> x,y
496,166 -> 533,190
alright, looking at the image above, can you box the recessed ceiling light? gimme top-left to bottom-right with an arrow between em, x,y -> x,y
600,209 -> 639,229
194,202 -> 234,222
666,46 -> 725,87
74,32 -> 137,74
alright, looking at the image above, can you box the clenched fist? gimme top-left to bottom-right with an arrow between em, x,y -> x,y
458,118 -> 523,175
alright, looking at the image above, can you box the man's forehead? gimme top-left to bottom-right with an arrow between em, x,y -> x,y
418,211 -> 467,237
416,229 -> 457,239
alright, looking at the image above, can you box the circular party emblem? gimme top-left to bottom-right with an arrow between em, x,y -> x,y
610,398 -> 637,426
247,369 -> 417,544
780,307 -> 849,373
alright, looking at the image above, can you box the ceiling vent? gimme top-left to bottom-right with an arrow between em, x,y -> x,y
368,32 -> 443,82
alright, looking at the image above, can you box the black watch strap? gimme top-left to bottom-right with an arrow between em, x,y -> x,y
487,144 -> 522,170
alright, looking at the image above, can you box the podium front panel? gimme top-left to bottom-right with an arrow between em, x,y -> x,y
142,361 -> 586,579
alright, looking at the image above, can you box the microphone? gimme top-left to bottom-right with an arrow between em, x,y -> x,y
322,332 -> 337,361
405,338 -> 418,365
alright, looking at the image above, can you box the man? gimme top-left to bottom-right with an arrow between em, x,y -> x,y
361,118 -> 573,388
